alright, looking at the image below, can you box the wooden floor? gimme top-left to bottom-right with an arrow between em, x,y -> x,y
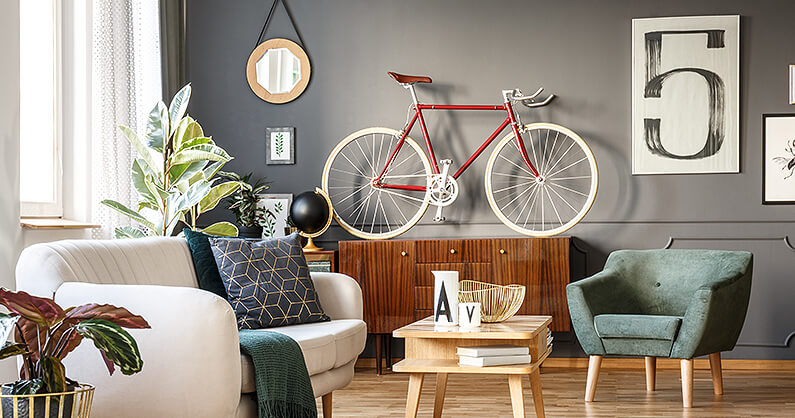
317,367 -> 795,417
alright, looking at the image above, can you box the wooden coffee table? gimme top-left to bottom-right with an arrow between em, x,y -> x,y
392,315 -> 552,418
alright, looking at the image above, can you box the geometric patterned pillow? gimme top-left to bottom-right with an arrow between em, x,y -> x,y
209,233 -> 329,329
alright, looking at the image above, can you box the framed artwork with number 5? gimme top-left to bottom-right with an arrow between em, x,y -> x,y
266,127 -> 295,165
632,15 -> 740,174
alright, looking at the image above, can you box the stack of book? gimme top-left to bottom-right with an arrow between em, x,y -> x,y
456,344 -> 532,367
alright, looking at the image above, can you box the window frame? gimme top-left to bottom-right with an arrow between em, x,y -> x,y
20,0 -> 63,218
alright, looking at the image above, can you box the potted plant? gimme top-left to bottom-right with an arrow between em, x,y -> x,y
102,84 -> 241,238
219,172 -> 273,238
0,289 -> 149,418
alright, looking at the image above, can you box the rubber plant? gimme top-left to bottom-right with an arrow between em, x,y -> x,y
0,289 -> 150,395
102,84 -> 241,238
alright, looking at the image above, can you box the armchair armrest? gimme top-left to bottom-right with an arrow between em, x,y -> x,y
53,282 -> 241,418
310,272 -> 363,320
566,269 -> 623,356
671,263 -> 753,359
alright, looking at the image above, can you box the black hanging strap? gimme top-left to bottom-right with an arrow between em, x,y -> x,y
255,0 -> 307,50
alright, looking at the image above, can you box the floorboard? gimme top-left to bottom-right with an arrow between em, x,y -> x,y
316,367 -> 795,417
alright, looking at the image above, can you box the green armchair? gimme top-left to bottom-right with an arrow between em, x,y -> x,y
566,249 -> 753,407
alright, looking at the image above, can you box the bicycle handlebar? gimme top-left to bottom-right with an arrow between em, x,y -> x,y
502,88 -> 555,108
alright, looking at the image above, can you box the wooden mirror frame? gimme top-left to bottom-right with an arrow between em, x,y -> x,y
246,38 -> 310,104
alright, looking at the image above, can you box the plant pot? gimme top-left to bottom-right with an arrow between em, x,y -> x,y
0,383 -> 94,418
237,225 -> 263,239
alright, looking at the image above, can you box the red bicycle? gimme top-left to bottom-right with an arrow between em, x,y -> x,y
322,72 -> 598,239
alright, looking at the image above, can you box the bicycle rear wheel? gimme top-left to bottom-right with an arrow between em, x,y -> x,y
322,127 -> 431,240
485,123 -> 598,236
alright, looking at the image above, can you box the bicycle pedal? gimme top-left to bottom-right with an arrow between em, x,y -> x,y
433,216 -> 446,222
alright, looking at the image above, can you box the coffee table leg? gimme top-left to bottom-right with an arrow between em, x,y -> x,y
529,369 -> 545,418
405,373 -> 424,418
433,373 -> 448,418
508,375 -> 525,418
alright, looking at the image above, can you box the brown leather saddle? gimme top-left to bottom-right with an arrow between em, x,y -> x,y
387,71 -> 432,85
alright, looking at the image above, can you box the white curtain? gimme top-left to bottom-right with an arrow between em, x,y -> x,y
90,0 -> 162,239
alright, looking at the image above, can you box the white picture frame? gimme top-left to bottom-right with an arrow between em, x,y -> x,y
762,114 -> 795,204
265,127 -> 295,165
257,194 -> 293,238
789,65 -> 795,105
632,15 -> 740,174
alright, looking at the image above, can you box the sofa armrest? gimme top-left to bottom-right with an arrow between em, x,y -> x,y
671,264 -> 753,359
566,270 -> 621,356
311,272 -> 363,320
53,282 -> 241,418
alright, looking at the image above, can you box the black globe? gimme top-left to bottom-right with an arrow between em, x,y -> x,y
290,191 -> 331,235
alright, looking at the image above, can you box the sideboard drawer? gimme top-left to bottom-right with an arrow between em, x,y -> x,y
416,239 -> 492,263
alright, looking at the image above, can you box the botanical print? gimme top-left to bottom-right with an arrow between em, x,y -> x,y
632,15 -> 739,174
270,131 -> 291,160
258,195 -> 292,237
763,115 -> 795,203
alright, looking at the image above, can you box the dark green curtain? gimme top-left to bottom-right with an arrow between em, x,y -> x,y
159,0 -> 187,100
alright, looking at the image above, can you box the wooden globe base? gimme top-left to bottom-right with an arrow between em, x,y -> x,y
302,236 -> 323,252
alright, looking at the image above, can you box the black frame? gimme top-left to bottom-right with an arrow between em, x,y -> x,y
762,113 -> 795,204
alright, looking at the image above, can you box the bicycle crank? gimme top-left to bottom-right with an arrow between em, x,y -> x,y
429,159 -> 458,222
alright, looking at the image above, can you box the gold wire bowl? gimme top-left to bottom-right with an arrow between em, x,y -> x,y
0,383 -> 94,418
458,280 -> 526,323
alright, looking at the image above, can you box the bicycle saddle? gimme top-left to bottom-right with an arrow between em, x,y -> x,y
387,72 -> 432,84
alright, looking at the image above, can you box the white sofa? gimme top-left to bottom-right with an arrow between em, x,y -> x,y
15,237 -> 367,418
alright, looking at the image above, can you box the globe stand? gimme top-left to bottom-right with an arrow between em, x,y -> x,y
302,236 -> 323,252
292,187 -> 334,254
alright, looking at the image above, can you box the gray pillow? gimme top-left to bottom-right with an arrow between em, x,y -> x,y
210,233 -> 329,329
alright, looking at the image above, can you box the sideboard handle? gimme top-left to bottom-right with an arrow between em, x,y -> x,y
401,251 -> 407,257
499,249 -> 506,254
449,249 -> 457,254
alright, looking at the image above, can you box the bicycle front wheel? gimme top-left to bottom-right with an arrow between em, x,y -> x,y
485,123 -> 598,236
322,127 -> 431,240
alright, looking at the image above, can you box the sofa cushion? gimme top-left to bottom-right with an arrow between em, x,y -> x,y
210,233 -> 329,329
594,314 -> 682,340
183,229 -> 228,299
240,319 -> 367,393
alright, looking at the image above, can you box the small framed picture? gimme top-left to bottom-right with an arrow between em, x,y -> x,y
265,127 -> 295,165
762,114 -> 795,204
257,194 -> 293,238
790,65 -> 795,105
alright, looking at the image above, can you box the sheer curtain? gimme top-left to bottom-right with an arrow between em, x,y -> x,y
90,0 -> 162,239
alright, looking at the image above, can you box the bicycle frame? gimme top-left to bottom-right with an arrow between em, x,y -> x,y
374,100 -> 541,192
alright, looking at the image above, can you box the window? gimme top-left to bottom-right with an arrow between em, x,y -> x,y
19,0 -> 62,217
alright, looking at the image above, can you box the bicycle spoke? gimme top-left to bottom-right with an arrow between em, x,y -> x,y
544,141 -> 577,177
547,183 -> 579,213
491,171 -> 536,180
545,186 -> 564,226
549,181 -> 589,197
498,154 -> 535,176
547,156 -> 588,179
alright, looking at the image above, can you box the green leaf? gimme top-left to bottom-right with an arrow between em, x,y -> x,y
144,102 -> 169,152
174,118 -> 205,151
169,161 -> 205,187
174,180 -> 211,214
176,136 -> 212,152
119,125 -> 161,176
201,222 -> 239,237
0,313 -> 20,343
0,342 -> 27,361
198,181 -> 240,214
131,159 -> 158,208
74,319 -> 144,375
40,355 -> 67,393
170,144 -> 232,165
101,200 -> 157,231
114,226 -> 147,239
168,84 -> 191,134
9,379 -> 43,395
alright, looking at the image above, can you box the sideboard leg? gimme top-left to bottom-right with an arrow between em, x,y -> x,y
385,334 -> 392,369
375,334 -> 383,375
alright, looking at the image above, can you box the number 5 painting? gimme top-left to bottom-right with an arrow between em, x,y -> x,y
632,15 -> 739,174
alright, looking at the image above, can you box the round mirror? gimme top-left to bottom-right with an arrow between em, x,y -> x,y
246,38 -> 310,104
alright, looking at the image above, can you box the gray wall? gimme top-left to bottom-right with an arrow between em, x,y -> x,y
187,0 -> 795,360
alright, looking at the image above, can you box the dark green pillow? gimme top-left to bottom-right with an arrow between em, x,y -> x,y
209,233 -> 330,329
183,228 -> 228,299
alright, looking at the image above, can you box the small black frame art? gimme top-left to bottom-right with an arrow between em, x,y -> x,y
762,113 -> 795,204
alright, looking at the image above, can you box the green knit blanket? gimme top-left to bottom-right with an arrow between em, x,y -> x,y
238,330 -> 317,418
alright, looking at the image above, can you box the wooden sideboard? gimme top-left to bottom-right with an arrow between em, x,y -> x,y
339,237 -> 571,373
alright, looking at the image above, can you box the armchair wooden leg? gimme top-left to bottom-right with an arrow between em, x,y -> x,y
680,359 -> 693,408
322,392 -> 332,418
709,352 -> 723,395
645,356 -> 656,391
585,355 -> 602,402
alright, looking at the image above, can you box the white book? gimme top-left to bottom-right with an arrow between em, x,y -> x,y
456,344 -> 530,358
458,354 -> 532,367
